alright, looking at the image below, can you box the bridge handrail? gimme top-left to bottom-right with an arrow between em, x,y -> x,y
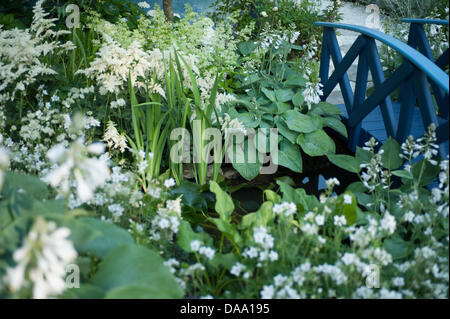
314,22 -> 449,94
402,18 -> 449,26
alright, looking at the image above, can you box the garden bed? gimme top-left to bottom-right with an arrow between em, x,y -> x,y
0,0 -> 448,300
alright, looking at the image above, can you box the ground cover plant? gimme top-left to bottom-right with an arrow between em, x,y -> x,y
0,0 -> 448,299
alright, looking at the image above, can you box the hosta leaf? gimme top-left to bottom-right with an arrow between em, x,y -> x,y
292,92 -> 305,107
297,130 -> 335,157
91,244 -> 183,298
310,102 -> 343,116
210,181 -> 234,221
380,137 -> 403,170
323,116 -> 348,138
327,154 -> 361,174
283,110 -> 322,133
276,140 -> 303,173
275,89 -> 295,103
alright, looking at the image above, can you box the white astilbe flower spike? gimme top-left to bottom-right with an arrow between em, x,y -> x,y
4,217 -> 77,299
103,121 -> 128,153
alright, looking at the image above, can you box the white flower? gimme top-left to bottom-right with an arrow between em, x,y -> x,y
403,211 -> 415,222
164,178 -> 176,188
199,246 -> 215,260
103,121 -> 128,153
230,262 -> 246,277
334,215 -> 347,227
261,11 -> 268,18
261,285 -> 275,299
253,226 -> 274,249
393,277 -> 405,287
380,212 -> 396,234
137,1 -> 150,9
315,215 -> 325,226
44,136 -> 110,202
166,198 -> 182,216
4,217 -> 77,299
273,202 -> 297,218
343,194 -> 353,204
190,240 -> 202,252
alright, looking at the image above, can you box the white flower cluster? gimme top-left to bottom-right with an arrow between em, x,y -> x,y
190,240 -> 216,260
242,226 -> 278,265
103,121 -> 128,153
44,135 -> 110,202
149,198 -> 182,242
0,0 -> 74,103
0,135 -> 9,191
4,217 -> 77,299
273,202 -> 297,218
219,113 -> 248,140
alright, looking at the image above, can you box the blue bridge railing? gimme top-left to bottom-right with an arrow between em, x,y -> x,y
315,21 -> 449,158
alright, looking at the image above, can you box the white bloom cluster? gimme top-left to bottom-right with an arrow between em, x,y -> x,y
243,226 -> 278,265
4,217 -> 77,299
149,198 -> 183,242
190,240 -> 216,260
219,113 -> 247,140
76,37 -> 164,96
103,121 -> 128,153
303,81 -> 323,110
0,135 -> 9,191
273,202 -> 297,218
44,136 -> 110,202
0,0 -> 74,103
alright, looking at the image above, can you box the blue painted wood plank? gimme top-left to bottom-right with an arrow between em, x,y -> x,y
338,102 -> 449,155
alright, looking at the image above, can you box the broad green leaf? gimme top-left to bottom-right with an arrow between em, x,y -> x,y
283,110 -> 322,133
91,244 -> 183,298
177,220 -> 213,253
210,218 -> 242,246
238,41 -> 257,56
75,218 -> 134,258
310,102 -> 343,116
276,101 -> 292,113
264,190 -> 281,203
336,192 -> 357,225
392,170 -> 413,180
323,116 -> 348,138
2,171 -> 49,200
240,202 -> 275,229
236,112 -> 260,128
355,146 -> 372,163
209,253 -> 238,271
276,140 -> 303,173
275,116 -> 298,144
297,130 -> 335,157
275,89 -> 295,103
228,142 -> 262,181
384,236 -> 414,260
261,87 -> 276,102
292,92 -> 304,107
411,159 -> 441,186
380,137 -> 403,170
327,154 -> 361,174
210,181 -> 234,221
284,74 -> 307,87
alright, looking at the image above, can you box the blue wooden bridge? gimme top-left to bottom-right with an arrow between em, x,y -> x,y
315,19 -> 449,158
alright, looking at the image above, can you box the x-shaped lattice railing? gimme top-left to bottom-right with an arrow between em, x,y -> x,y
315,22 -> 449,157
